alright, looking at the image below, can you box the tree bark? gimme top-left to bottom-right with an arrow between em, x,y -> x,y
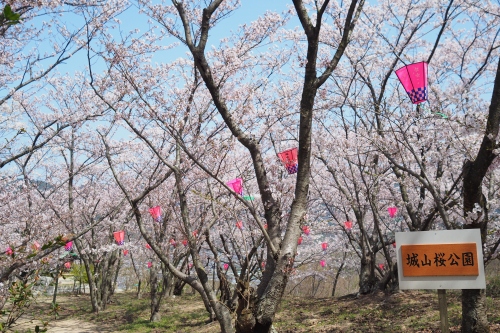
461,57 -> 500,333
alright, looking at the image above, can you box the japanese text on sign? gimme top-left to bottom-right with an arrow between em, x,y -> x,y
401,243 -> 478,277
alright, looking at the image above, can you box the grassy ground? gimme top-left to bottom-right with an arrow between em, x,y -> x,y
6,290 -> 500,332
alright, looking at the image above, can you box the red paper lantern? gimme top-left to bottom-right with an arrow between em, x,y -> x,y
395,62 -> 428,104
302,226 -> 310,236
147,262 -> 152,268
388,206 -> 398,218
64,262 -> 71,269
192,230 -> 198,237
123,249 -> 129,256
392,242 -> 396,248
223,263 -> 229,270
379,263 -> 385,270
182,239 -> 188,246
113,230 -> 125,245
321,242 -> 328,251
264,223 -> 268,230
145,243 -> 152,250
236,221 -> 243,230
226,178 -> 243,195
149,206 -> 162,222
344,221 -> 353,231
64,241 -> 73,251
261,261 -> 266,268
297,236 -> 303,245
277,147 -> 298,174
320,260 -> 326,268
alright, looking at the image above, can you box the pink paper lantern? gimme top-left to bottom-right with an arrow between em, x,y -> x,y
64,241 -> 73,251
392,242 -> 396,248
277,147 -> 298,174
344,221 -> 353,231
379,263 -> 385,270
321,242 -> 328,251
123,249 -> 129,256
388,206 -> 398,218
192,230 -> 198,237
261,261 -> 266,268
149,206 -> 162,222
5,247 -> 13,256
226,178 -> 243,195
170,239 -> 176,246
223,263 -> 229,270
147,262 -> 152,268
145,243 -> 152,250
32,241 -> 41,251
297,236 -> 303,245
113,230 -> 125,245
395,62 -> 428,104
64,262 -> 71,269
264,223 -> 268,230
188,263 -> 193,269
236,221 -> 243,230
182,239 -> 188,246
320,260 -> 326,268
302,226 -> 310,236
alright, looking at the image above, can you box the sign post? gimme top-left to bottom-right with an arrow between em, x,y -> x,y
396,229 -> 485,332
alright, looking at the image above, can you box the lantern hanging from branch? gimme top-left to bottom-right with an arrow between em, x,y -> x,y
344,221 -> 353,232
123,249 -> 129,256
147,262 -> 152,269
223,263 -> 229,270
264,223 -> 268,230
113,231 -> 125,245
32,241 -> 40,252
170,239 -> 176,246
277,147 -> 298,174
182,239 -> 188,246
320,260 -> 326,268
302,226 -> 310,236
5,247 -> 13,256
297,236 -> 303,245
149,206 -> 162,222
226,178 -> 243,195
321,242 -> 328,251
395,62 -> 428,104
236,221 -> 243,230
65,241 -> 73,251
192,230 -> 198,237
261,262 -> 266,269
379,263 -> 385,270
388,206 -> 398,218
145,243 -> 152,250
64,262 -> 71,269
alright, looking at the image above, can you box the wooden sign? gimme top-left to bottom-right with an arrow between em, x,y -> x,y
401,243 -> 478,277
396,230 -> 485,290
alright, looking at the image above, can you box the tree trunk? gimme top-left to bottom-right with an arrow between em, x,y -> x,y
461,58 -> 500,333
332,260 -> 345,297
462,289 -> 489,333
358,254 -> 376,294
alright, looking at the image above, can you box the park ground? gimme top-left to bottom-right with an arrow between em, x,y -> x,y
4,290 -> 500,333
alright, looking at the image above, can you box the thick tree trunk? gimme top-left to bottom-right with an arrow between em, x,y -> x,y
461,58 -> 500,333
358,255 -> 376,294
462,289 -> 489,333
